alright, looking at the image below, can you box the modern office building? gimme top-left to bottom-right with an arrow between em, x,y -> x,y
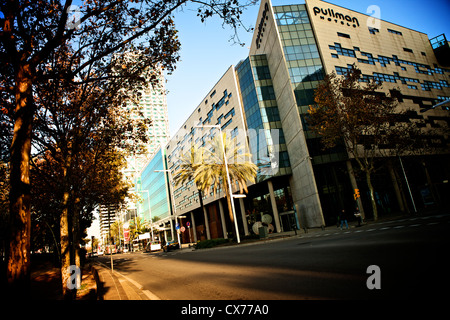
136,146 -> 174,242
140,0 -> 450,242
165,66 -> 252,242
248,0 -> 449,228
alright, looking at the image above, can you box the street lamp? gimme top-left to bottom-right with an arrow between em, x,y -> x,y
194,124 -> 241,243
154,169 -> 184,249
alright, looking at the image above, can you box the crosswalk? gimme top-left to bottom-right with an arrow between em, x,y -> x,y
298,214 -> 450,240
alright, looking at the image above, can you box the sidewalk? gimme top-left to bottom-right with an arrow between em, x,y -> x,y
92,262 -> 159,300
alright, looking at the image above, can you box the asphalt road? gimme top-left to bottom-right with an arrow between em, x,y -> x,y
98,213 -> 450,300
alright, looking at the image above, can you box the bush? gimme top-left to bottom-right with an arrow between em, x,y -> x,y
194,238 -> 229,249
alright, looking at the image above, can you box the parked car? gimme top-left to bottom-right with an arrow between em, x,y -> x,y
163,240 -> 179,252
146,241 -> 162,252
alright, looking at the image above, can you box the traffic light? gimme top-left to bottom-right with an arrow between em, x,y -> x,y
354,189 -> 360,200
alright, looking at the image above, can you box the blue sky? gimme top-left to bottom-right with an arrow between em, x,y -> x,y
165,0 -> 450,136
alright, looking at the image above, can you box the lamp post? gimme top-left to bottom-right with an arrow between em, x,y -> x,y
399,156 -> 417,213
194,124 -> 241,243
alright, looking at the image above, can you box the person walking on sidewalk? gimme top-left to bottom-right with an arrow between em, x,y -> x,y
354,207 -> 363,227
339,209 -> 349,230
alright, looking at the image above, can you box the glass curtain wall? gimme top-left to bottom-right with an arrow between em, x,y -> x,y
236,55 -> 291,181
138,148 -> 172,226
274,4 -> 348,164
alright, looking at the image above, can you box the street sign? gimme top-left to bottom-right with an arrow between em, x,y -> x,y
186,222 -> 190,227
175,223 -> 180,230
180,226 -> 186,233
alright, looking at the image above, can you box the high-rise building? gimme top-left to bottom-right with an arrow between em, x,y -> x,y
98,203 -> 119,241
248,0 -> 449,227
123,66 -> 170,181
99,65 -> 170,240
137,0 -> 450,243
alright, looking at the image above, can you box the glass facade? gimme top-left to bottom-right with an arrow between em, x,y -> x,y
274,4 -> 348,165
137,148 -> 172,225
236,55 -> 291,181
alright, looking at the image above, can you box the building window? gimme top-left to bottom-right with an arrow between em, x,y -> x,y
329,43 -> 356,58
369,27 -> 379,34
388,29 -> 403,35
337,32 -> 350,39
275,10 -> 310,26
403,47 -> 413,53
335,66 -> 351,75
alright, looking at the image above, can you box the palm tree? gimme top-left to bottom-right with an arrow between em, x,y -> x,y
194,133 -> 257,228
173,144 -> 206,219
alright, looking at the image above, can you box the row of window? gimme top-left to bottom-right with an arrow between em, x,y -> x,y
329,43 -> 355,58
335,65 -> 450,91
329,42 -> 450,76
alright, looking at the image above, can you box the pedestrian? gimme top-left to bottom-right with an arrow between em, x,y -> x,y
339,209 -> 349,230
354,207 -> 363,227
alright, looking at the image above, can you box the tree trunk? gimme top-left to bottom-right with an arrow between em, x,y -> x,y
366,171 -> 378,221
60,152 -> 73,299
72,195 -> 81,298
6,66 -> 34,297
387,159 -> 405,213
60,189 -> 73,299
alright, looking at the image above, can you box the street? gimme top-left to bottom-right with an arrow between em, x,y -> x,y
97,212 -> 450,299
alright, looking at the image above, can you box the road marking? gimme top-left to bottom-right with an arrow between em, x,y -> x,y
379,227 -> 391,231
394,225 -> 405,229
143,290 -> 161,300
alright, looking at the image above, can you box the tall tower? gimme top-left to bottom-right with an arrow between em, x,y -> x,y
121,66 -> 170,225
98,65 -> 170,242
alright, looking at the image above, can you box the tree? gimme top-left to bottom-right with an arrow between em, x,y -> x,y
307,65 -> 416,221
173,145 -> 207,223
194,132 -> 257,234
27,40 -> 146,298
1,0 -> 255,296
109,220 -> 124,247
129,217 -> 149,249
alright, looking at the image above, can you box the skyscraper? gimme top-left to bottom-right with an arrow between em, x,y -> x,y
99,65 -> 170,243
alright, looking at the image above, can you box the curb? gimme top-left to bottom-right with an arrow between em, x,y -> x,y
92,261 -> 161,300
